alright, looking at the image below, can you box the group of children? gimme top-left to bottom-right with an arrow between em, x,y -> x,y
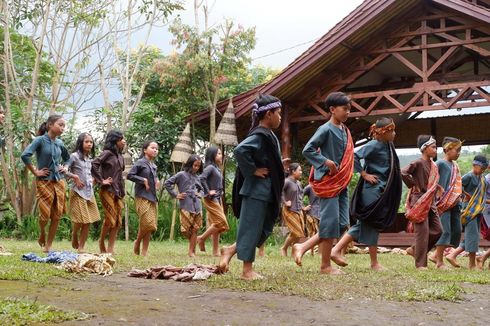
12,90 -> 490,280
19,114 -> 228,257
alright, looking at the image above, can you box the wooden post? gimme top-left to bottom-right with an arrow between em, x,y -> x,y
169,162 -> 177,241
281,104 -> 291,161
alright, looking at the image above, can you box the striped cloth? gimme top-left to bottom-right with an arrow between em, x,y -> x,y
203,198 -> 229,232
36,180 -> 66,222
179,209 -> 202,239
461,175 -> 487,226
436,162 -> 462,215
282,207 -> 305,238
135,197 -> 158,233
405,160 -> 439,224
100,189 -> 124,228
305,213 -> 319,237
69,190 -> 100,224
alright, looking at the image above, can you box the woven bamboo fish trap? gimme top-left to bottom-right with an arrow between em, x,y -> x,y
170,123 -> 193,163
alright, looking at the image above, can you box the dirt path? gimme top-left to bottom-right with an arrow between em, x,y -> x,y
1,274 -> 489,325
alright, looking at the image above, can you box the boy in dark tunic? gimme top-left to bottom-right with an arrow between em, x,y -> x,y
219,94 -> 284,280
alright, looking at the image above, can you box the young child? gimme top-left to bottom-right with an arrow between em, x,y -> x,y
331,117 -> 402,271
303,184 -> 320,239
127,140 -> 160,257
219,94 -> 284,280
65,132 -> 101,253
91,130 -> 126,254
164,154 -> 204,257
431,137 -> 463,269
197,146 -> 229,256
292,92 -> 354,275
477,170 -> 490,269
445,155 -> 488,269
402,135 -> 442,270
280,163 -> 307,256
21,114 -> 70,253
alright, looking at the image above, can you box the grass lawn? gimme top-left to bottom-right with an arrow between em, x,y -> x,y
1,239 -> 489,303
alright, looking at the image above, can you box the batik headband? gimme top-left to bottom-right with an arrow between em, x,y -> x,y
420,136 -> 436,152
252,101 -> 282,115
473,160 -> 489,169
442,140 -> 462,151
369,121 -> 396,138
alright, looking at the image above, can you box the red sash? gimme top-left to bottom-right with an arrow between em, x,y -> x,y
405,160 -> 439,223
436,161 -> 462,215
308,127 -> 354,198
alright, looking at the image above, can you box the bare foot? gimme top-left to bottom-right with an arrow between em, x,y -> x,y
197,236 -> 206,252
38,233 -> 46,248
133,241 -> 140,255
77,248 -> 86,254
218,247 -> 234,273
320,266 -> 345,275
331,252 -> 348,267
99,240 -> 107,254
436,263 -> 449,270
258,248 -> 265,257
291,244 -> 303,267
405,247 -> 414,257
476,256 -> 485,270
213,252 -> 221,257
445,256 -> 460,268
416,266 -> 428,271
428,254 -> 436,264
240,271 -> 264,280
71,232 -> 79,250
42,246 -> 50,253
371,264 -> 387,271
188,251 -> 196,257
280,247 -> 287,257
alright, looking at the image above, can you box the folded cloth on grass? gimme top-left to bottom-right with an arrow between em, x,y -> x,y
22,251 -> 78,263
128,264 -> 221,282
58,253 -> 115,276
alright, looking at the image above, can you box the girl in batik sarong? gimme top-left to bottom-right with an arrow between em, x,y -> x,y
292,92 -> 354,275
331,117 -> 402,271
477,172 -> 490,270
128,140 -> 160,257
280,163 -> 307,256
65,133 -> 100,253
164,154 -> 204,257
92,130 -> 126,254
22,115 -> 71,253
402,135 -> 442,270
430,137 -> 463,269
446,155 -> 489,269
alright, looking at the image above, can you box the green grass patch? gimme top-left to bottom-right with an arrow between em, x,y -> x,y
0,297 -> 87,325
1,239 -> 489,302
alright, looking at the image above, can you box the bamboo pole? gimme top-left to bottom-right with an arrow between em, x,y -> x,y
169,162 -> 177,241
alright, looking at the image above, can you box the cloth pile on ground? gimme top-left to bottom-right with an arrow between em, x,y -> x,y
22,251 -> 78,263
58,253 -> 115,276
128,263 -> 221,282
346,246 -> 408,255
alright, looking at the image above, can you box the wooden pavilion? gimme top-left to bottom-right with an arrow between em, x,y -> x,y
193,0 -> 490,157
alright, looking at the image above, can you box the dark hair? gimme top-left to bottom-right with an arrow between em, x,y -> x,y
204,146 -> 219,168
37,114 -> 63,136
103,130 -> 124,154
417,134 -> 434,149
140,140 -> 158,158
183,154 -> 203,174
375,117 -> 393,128
288,162 -> 301,175
324,92 -> 350,112
73,132 -> 95,158
473,154 -> 489,168
250,93 -> 281,131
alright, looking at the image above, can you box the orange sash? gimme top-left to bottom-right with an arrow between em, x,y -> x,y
436,161 -> 462,215
308,127 -> 354,198
405,160 -> 439,223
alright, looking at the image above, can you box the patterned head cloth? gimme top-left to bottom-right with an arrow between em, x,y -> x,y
473,155 -> 489,169
369,121 -> 396,138
419,136 -> 436,152
442,139 -> 463,151
251,100 -> 282,128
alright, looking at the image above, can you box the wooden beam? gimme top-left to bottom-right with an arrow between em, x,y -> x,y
427,46 -> 459,77
370,37 -> 490,54
435,32 -> 490,57
309,102 -> 330,118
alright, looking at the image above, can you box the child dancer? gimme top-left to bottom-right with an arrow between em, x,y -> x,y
292,92 -> 354,275
431,137 -> 462,269
219,94 -> 284,280
65,132 -> 100,253
128,140 -> 160,257
280,163 -> 307,256
91,130 -> 126,254
477,171 -> 490,269
21,114 -> 70,252
331,118 -> 402,271
402,135 -> 442,270
164,154 -> 204,257
445,155 -> 488,269
197,146 -> 229,256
